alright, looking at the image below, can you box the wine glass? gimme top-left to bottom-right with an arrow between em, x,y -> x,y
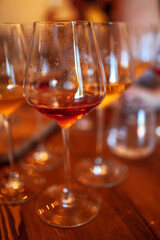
23,21 -> 106,228
0,23 -> 45,205
75,22 -> 134,188
107,99 -> 156,159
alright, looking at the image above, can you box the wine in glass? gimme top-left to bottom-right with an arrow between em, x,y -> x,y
75,22 -> 134,188
0,23 -> 45,205
23,21 -> 106,228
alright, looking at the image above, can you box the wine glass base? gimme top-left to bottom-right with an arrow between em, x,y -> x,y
21,147 -> 62,171
75,158 -> 128,188
0,170 -> 46,205
36,185 -> 101,228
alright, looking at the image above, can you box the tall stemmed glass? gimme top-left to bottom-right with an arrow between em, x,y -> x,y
75,22 -> 134,188
0,23 -> 45,205
23,21 -> 106,228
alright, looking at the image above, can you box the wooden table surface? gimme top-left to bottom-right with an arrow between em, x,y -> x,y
0,104 -> 160,240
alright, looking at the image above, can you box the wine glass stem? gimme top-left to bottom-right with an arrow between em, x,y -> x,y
62,127 -> 71,192
96,107 -> 104,160
3,116 -> 14,171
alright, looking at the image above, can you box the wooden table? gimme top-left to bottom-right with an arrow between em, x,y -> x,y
0,105 -> 160,240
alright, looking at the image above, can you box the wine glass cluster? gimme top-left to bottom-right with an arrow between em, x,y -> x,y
0,21 -> 134,228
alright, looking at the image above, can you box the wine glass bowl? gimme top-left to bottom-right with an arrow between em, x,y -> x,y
0,23 -> 45,205
24,22 -> 105,126
95,22 -> 133,101
23,21 -> 106,227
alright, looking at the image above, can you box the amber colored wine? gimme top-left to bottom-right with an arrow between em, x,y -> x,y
28,89 -> 103,128
99,82 -> 130,108
0,74 -> 25,116
0,85 -> 24,116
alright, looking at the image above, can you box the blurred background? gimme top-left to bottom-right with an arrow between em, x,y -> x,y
0,0 -> 159,24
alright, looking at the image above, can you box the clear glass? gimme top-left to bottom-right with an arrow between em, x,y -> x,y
75,22 -> 134,188
0,23 -> 45,204
23,21 -> 106,228
108,99 -> 156,159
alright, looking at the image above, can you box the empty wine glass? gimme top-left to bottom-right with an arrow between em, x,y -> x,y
75,22 -> 134,188
108,99 -> 156,159
0,23 -> 45,204
23,21 -> 106,228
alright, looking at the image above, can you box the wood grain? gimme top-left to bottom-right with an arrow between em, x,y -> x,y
0,107 -> 160,240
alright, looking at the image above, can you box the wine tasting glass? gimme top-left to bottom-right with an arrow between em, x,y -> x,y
75,22 -> 134,188
107,99 -> 156,159
23,21 -> 106,228
0,23 -> 45,205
